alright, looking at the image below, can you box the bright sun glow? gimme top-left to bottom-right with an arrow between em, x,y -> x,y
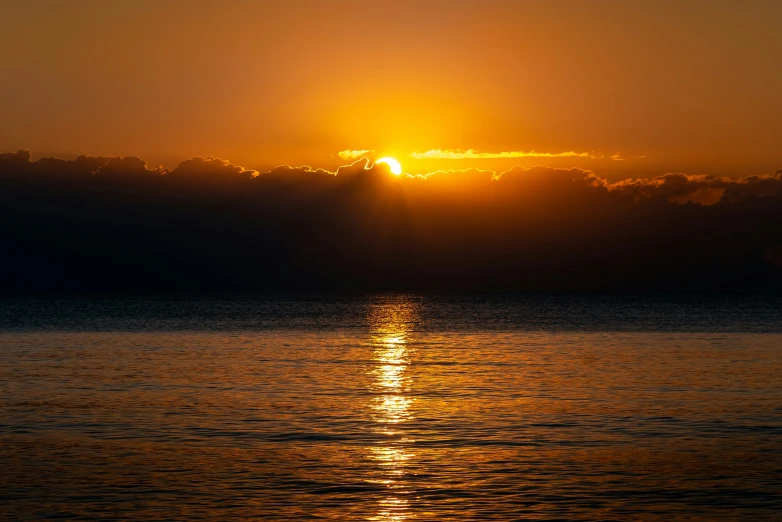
375,157 -> 402,175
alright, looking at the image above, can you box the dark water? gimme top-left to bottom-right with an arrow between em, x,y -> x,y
1,296 -> 781,520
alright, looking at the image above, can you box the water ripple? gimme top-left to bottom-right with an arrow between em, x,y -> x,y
1,297 -> 781,519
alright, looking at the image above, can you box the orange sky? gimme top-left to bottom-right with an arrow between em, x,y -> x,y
1,0 -> 781,178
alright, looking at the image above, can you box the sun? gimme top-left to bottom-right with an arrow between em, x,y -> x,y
375,157 -> 402,175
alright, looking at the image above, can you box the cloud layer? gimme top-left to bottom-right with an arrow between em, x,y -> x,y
338,149 -> 373,160
409,149 -> 599,160
2,150 -> 782,294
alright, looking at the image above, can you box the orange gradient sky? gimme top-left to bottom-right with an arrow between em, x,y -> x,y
1,0 -> 781,178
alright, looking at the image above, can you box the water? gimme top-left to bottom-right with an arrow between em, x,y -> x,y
1,296 -> 781,520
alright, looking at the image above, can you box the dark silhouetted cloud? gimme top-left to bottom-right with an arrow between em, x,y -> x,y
2,150 -> 782,294
170,157 -> 258,180
96,156 -> 165,178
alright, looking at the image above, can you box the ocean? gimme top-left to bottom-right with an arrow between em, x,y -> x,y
1,295 -> 781,520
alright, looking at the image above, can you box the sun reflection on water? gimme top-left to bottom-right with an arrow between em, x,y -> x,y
367,297 -> 421,521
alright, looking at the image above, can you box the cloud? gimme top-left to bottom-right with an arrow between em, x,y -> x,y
3,150 -> 782,294
0,150 -> 113,180
607,172 -> 782,205
338,149 -> 373,160
409,149 -> 600,160
0,149 -> 32,166
96,156 -> 166,178
170,157 -> 258,179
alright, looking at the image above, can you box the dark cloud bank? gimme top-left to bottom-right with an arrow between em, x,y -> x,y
3,150 -> 782,294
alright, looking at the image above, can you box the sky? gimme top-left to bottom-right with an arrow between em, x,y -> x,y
1,0 -> 781,178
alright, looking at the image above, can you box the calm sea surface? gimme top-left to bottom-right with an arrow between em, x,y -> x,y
1,296 -> 781,520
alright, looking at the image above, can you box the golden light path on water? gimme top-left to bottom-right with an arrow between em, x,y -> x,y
367,299 -> 420,521
2,300 -> 782,519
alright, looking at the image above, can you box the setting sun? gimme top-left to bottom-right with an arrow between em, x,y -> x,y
375,157 -> 402,175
